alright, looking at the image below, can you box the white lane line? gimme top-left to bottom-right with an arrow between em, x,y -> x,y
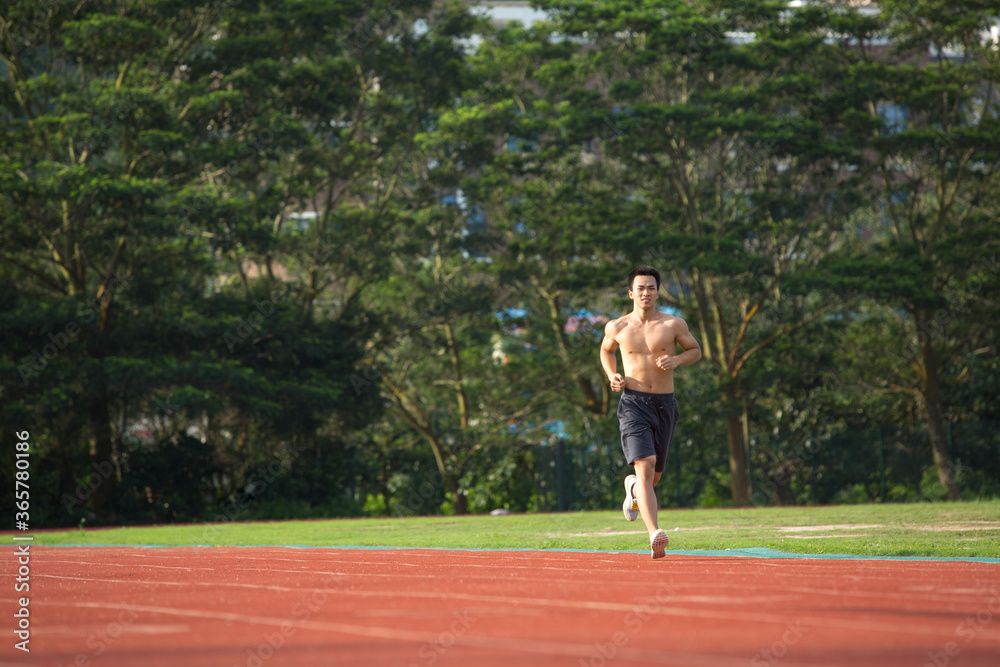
34,559 -> 215,571
36,600 -> 770,666
38,562 -> 993,607
34,624 -> 191,637
32,560 -> 997,610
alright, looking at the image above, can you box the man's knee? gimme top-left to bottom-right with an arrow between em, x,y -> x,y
652,471 -> 662,486
634,457 -> 656,478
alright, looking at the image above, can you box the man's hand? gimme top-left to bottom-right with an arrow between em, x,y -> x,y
609,373 -> 624,392
655,355 -> 675,371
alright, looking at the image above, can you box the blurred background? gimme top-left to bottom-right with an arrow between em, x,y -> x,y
1,0 -> 997,527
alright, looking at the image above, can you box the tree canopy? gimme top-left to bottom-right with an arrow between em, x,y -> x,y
2,0 -> 997,524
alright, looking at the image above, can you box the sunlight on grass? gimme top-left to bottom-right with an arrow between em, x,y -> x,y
28,500 -> 1000,558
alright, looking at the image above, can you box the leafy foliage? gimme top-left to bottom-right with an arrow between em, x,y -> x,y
1,1 -> 996,524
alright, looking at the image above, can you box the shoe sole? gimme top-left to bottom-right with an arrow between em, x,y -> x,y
623,475 -> 638,522
650,530 -> 669,559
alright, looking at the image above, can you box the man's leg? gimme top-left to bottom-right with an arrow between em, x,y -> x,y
632,456 -> 662,535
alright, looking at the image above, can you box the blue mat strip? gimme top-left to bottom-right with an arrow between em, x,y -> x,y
39,543 -> 1000,563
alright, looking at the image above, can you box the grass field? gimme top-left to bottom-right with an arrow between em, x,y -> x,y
26,500 -> 1000,558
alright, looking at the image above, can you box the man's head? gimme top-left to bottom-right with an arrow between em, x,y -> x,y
628,266 -> 660,293
627,266 -> 660,309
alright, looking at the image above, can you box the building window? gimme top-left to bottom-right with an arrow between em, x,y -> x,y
877,103 -> 909,134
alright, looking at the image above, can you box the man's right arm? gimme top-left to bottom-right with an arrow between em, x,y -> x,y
600,321 -> 624,391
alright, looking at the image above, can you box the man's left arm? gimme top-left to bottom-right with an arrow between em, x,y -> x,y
655,319 -> 702,371
672,319 -> 702,367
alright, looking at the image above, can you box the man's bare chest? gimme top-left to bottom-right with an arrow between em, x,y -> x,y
618,324 -> 675,354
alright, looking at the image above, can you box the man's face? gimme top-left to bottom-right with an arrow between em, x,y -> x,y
629,275 -> 658,309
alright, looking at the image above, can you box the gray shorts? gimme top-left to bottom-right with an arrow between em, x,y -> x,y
617,388 -> 679,473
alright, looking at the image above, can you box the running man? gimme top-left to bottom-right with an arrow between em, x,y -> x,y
599,266 -> 702,558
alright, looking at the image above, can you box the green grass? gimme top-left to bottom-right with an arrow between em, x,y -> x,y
27,500 -> 1000,558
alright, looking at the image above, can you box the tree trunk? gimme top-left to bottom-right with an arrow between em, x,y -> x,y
437,464 -> 467,515
723,383 -> 750,505
771,464 -> 797,506
916,311 -> 960,499
383,377 -> 467,515
88,389 -> 116,520
541,289 -> 601,414
378,452 -> 392,516
413,431 -> 466,515
452,489 -> 468,515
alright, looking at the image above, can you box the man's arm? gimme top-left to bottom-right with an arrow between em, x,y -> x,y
655,318 -> 702,371
671,318 -> 702,367
600,321 -> 625,391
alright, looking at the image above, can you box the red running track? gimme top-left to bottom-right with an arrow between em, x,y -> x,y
2,546 -> 1000,666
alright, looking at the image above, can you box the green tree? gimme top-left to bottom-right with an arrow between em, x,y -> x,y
0,0 -> 468,524
452,0 -> 869,505
821,0 -> 1000,499
358,187 -> 557,514
184,0 -> 480,517
0,0 -> 237,519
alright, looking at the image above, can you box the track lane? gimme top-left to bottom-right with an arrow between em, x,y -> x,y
1,547 -> 997,667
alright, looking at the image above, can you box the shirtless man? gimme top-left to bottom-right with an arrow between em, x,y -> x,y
599,266 -> 702,558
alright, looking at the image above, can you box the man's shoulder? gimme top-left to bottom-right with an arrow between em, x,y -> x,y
655,311 -> 687,327
604,315 -> 631,334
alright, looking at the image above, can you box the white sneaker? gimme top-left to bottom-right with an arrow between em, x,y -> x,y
650,529 -> 669,559
622,474 -> 638,522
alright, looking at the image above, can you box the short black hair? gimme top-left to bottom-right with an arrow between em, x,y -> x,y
628,265 -> 660,292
